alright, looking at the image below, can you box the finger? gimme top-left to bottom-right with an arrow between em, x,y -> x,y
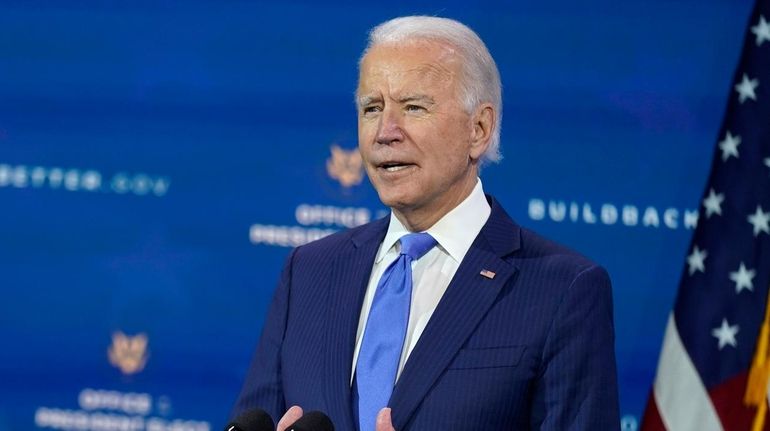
276,405 -> 303,431
375,407 -> 395,431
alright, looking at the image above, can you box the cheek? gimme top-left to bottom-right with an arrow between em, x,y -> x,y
358,122 -> 377,148
436,120 -> 474,161
421,133 -> 470,168
357,133 -> 372,158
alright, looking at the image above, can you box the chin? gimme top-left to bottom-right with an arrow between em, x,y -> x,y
375,188 -> 415,211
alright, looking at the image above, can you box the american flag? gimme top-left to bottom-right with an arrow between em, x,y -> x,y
642,0 -> 770,429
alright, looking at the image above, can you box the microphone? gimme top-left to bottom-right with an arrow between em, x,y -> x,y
286,411 -> 335,431
224,408 -> 275,431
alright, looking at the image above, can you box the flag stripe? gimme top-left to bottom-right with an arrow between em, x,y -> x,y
641,392 -> 667,431
653,314 -> 724,431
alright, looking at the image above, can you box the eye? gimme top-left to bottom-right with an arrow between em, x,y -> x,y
405,104 -> 426,113
362,105 -> 382,115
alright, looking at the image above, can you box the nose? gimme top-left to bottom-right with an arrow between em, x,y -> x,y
375,108 -> 404,146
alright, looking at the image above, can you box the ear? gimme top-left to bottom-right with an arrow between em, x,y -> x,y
469,103 -> 495,161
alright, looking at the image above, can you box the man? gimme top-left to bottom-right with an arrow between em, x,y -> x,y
234,16 -> 619,430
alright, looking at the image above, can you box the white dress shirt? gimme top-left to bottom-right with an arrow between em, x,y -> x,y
351,179 -> 491,383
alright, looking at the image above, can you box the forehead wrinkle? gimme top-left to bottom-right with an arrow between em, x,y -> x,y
383,64 -> 455,103
407,62 -> 455,82
357,45 -> 461,106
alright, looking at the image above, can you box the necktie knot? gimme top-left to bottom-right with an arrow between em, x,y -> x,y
399,232 -> 436,260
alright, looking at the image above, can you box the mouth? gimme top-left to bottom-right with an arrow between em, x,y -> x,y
378,161 -> 416,173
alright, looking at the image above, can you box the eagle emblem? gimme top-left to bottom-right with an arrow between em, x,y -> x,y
326,144 -> 364,187
108,331 -> 149,375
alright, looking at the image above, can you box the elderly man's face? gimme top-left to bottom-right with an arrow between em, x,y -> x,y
357,41 -> 488,227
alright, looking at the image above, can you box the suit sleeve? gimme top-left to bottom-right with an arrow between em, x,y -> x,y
231,247 -> 298,422
530,265 -> 620,430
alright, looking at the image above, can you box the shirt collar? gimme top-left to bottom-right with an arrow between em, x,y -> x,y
375,179 -> 491,264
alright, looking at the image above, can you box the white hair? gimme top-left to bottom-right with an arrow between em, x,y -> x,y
361,16 -> 503,164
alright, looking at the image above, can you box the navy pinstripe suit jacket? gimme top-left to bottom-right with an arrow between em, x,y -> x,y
234,196 -> 619,430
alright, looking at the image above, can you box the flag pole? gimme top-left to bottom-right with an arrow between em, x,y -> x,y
745,283 -> 770,431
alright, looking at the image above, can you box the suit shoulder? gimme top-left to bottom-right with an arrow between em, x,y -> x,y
515,226 -> 608,281
291,218 -> 386,262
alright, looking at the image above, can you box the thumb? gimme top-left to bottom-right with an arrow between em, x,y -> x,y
276,405 -> 303,431
375,407 -> 396,431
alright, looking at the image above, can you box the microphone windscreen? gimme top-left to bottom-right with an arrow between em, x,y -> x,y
287,410 -> 334,431
224,408 -> 275,431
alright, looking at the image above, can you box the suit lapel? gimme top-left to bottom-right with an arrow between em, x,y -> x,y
389,199 -> 521,430
323,218 -> 388,431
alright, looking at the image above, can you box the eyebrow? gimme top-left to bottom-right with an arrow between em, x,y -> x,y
398,95 -> 435,105
357,95 -> 381,107
356,94 -> 435,107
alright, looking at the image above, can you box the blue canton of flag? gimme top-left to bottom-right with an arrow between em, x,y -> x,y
643,0 -> 770,429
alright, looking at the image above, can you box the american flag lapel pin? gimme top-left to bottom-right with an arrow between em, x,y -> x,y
480,269 -> 496,279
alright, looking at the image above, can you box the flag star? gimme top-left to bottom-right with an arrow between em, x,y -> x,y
719,131 -> 741,161
752,15 -> 770,46
765,157 -> 770,174
687,245 -> 707,275
735,74 -> 759,103
748,206 -> 770,236
702,188 -> 724,218
730,262 -> 756,293
712,318 -> 739,350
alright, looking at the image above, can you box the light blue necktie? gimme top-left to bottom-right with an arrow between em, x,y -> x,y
355,232 -> 437,431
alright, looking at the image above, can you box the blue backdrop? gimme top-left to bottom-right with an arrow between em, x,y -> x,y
0,1 -> 757,430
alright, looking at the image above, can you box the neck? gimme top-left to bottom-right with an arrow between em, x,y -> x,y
392,174 -> 478,232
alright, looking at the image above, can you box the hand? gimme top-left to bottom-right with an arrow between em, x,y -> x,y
276,405 -> 303,431
276,405 -> 394,431
376,408 -> 396,431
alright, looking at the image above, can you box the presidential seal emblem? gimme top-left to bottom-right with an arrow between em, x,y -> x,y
326,144 -> 364,187
108,331 -> 149,375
